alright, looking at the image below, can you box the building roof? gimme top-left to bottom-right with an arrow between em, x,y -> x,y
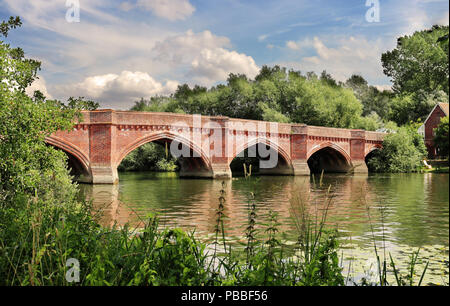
424,102 -> 449,125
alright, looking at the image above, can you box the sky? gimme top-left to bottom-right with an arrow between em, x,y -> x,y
1,0 -> 448,109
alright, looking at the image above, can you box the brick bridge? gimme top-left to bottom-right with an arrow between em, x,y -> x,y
46,110 -> 385,184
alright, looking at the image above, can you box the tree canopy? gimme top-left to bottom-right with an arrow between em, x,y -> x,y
0,18 -> 80,204
381,25 -> 449,95
130,66 -> 368,129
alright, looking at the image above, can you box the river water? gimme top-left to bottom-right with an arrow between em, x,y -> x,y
79,172 -> 449,285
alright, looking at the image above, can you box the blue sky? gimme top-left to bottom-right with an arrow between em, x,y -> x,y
1,0 -> 448,109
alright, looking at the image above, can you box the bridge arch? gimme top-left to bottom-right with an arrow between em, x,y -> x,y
365,145 -> 382,172
307,142 -> 352,173
231,137 -> 293,175
365,144 -> 383,158
116,132 -> 213,178
45,136 -> 92,183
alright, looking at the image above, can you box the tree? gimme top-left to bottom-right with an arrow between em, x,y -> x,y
0,17 -> 88,283
345,74 -> 368,100
0,16 -> 21,37
0,17 -> 81,206
288,79 -> 363,128
434,116 -> 449,158
133,66 -> 365,128
130,96 -> 175,112
381,25 -> 449,95
320,70 -> 338,87
355,112 -> 383,131
388,91 -> 448,125
367,126 -> 427,173
345,74 -> 394,121
66,97 -> 99,110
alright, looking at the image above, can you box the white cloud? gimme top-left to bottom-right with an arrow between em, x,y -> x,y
374,84 -> 393,92
284,38 -> 315,53
258,34 -> 268,42
2,0 -> 258,107
189,48 -> 259,85
52,71 -> 179,109
119,2 -> 135,12
402,8 -> 431,34
279,36 -> 391,84
136,0 -> 195,21
286,41 -> 300,50
26,76 -> 52,99
397,1 -> 449,35
436,10 -> 449,25
2,0 -> 175,76
153,30 -> 231,64
153,30 -> 259,86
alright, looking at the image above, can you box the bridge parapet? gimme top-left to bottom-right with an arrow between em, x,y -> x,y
366,131 -> 386,142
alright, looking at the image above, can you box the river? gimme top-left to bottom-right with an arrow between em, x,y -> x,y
79,172 -> 449,285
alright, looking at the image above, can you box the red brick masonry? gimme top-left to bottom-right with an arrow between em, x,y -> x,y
46,110 -> 385,184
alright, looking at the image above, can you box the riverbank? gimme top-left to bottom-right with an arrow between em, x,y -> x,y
422,160 -> 449,173
423,167 -> 449,173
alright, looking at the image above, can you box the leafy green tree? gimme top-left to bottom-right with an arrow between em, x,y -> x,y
0,16 -> 21,37
0,18 -> 79,206
217,74 -> 258,119
387,91 -> 448,125
135,66 -> 365,128
66,97 -> 99,110
387,94 -> 417,125
130,96 -> 178,113
258,102 -> 290,123
289,79 -> 363,128
320,70 -> 339,87
345,74 -> 369,102
367,126 -> 427,173
355,112 -> 383,131
381,25 -> 449,95
434,116 -> 449,158
0,17 -> 89,284
345,75 -> 394,121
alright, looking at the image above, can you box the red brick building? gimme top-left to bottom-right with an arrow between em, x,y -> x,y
421,102 -> 449,158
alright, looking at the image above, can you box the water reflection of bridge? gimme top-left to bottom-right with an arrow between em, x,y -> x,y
81,174 -> 382,239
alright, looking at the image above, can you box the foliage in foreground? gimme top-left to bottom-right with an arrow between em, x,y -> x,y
0,187 -> 343,286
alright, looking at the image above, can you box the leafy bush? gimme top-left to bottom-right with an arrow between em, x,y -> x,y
367,125 -> 427,173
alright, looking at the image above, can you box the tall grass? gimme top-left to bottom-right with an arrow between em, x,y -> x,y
360,197 -> 430,286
